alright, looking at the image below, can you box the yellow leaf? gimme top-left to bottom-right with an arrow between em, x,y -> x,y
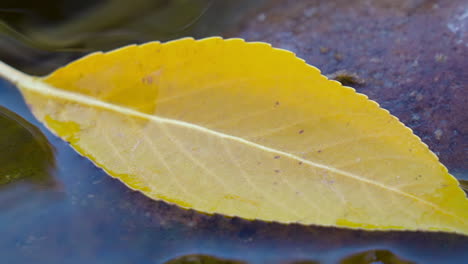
0,37 -> 467,234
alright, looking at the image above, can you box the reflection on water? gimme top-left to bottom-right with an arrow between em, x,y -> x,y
164,254 -> 246,264
339,249 -> 414,264
1,0 -> 212,50
460,180 -> 468,195
0,106 -> 55,186
279,259 -> 319,264
0,0 -> 262,75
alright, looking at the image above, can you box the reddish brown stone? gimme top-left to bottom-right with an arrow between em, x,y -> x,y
230,0 -> 468,171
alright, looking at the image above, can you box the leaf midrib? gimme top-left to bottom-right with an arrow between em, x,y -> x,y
0,60 -> 463,226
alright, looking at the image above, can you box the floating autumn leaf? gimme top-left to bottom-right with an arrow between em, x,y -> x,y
0,37 -> 466,234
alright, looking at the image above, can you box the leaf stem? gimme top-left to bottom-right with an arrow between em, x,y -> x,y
0,60 -> 35,86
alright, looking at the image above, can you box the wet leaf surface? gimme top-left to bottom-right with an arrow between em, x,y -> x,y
4,37 -> 467,234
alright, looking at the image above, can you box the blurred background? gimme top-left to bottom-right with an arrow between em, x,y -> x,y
0,0 -> 263,75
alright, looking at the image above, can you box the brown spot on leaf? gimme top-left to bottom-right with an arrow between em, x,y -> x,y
142,69 -> 163,85
142,76 -> 153,84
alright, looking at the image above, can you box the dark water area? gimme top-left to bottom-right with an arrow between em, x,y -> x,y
0,1 -> 467,263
